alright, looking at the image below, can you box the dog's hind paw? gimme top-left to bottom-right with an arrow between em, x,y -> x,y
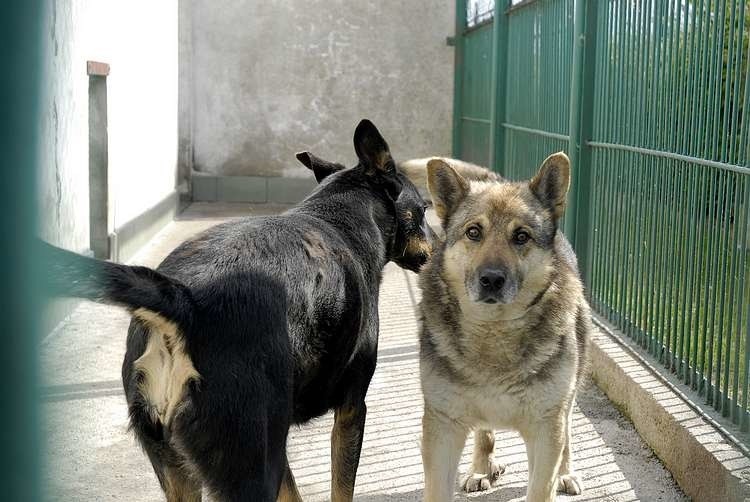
557,472 -> 584,495
461,462 -> 505,493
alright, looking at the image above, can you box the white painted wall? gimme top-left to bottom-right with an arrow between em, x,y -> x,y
38,1 -> 178,251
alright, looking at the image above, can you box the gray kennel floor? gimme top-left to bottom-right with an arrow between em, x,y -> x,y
41,203 -> 685,501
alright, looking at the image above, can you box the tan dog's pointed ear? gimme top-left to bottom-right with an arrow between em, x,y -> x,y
427,159 -> 469,222
529,152 -> 570,220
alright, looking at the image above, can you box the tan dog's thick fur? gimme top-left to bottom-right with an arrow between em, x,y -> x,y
399,157 -> 502,196
412,154 -> 590,502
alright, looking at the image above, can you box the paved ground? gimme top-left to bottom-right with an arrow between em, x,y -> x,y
41,203 -> 686,501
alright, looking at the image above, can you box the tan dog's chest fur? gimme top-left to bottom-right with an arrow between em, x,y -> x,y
421,286 -> 577,429
420,253 -> 582,430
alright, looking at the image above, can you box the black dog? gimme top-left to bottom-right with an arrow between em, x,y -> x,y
43,120 -> 433,502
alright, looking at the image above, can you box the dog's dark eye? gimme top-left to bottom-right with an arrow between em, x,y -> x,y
466,226 -> 482,241
513,230 -> 530,245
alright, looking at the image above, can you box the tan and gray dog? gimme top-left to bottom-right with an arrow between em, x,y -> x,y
404,154 -> 590,502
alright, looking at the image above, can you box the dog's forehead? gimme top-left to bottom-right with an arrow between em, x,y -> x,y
397,187 -> 421,208
395,176 -> 423,207
463,182 -> 541,226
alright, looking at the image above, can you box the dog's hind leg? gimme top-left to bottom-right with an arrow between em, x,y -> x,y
277,460 -> 303,502
179,410 -> 288,502
330,401 -> 367,502
461,429 -> 505,493
135,431 -> 202,502
163,465 -> 202,502
422,406 -> 469,502
556,395 -> 583,495
124,390 -> 202,502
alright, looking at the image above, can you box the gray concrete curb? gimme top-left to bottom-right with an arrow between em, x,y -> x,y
111,190 -> 179,263
192,173 -> 317,204
590,316 -> 750,502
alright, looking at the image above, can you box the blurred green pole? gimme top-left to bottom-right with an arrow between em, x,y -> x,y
567,0 -> 598,287
0,1 -> 44,500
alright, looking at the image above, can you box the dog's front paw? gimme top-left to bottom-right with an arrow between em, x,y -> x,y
461,462 -> 505,493
557,472 -> 583,495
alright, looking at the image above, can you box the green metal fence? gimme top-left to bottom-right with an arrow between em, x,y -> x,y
454,1 -> 495,167
503,0 -> 573,181
453,0 -> 750,430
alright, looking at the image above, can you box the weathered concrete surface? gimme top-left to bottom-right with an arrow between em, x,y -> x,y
183,0 -> 455,177
42,204 -> 685,501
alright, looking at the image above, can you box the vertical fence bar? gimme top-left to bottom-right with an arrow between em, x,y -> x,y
725,0 -> 746,419
603,0 -> 622,320
629,0 -> 647,343
0,2 -> 43,500
742,180 -> 750,431
489,0 -> 509,174
727,171 -> 742,419
567,0 -> 598,286
452,0 -> 467,158
739,7 -> 750,429
688,0 -> 707,392
613,0 -> 629,330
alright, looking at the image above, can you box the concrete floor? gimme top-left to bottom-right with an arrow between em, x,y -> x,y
41,203 -> 686,501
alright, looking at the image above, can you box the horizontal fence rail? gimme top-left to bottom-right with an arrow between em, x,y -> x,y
453,0 -> 750,432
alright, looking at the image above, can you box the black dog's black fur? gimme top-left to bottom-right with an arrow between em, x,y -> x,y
43,120 -> 432,501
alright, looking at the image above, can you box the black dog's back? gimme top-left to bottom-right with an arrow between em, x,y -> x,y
146,213 -> 371,421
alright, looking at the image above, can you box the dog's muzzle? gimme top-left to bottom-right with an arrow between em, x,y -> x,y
471,266 -> 518,304
401,236 -> 432,273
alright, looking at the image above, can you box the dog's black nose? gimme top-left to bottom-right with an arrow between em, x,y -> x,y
478,268 -> 506,293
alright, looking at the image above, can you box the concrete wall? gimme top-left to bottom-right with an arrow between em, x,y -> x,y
38,0 -> 179,251
184,0 -> 455,178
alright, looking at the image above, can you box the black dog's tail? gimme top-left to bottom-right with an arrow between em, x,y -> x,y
40,240 -> 194,329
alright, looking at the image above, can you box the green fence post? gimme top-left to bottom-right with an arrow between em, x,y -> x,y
488,0 -> 509,175
566,0 -> 598,286
0,1 -> 44,500
451,0 -> 467,158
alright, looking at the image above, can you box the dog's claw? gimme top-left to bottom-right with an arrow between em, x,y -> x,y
557,473 -> 584,495
489,462 -> 505,483
461,462 -> 505,492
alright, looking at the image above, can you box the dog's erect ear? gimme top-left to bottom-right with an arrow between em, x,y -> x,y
427,158 -> 469,222
295,151 -> 345,183
529,152 -> 571,220
353,119 -> 395,175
